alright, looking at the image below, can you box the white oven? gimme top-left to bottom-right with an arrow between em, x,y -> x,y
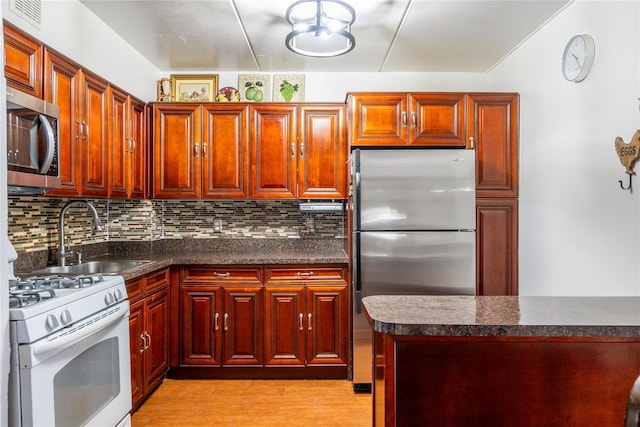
9,274 -> 132,427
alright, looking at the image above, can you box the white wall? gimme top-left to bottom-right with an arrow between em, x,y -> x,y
487,0 -> 640,295
2,0 -> 160,100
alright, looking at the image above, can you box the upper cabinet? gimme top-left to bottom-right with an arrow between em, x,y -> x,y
152,103 -> 248,199
3,22 -> 43,98
347,92 -> 466,147
152,102 -> 347,200
109,87 -> 147,199
44,49 -> 109,197
250,104 -> 347,199
468,93 -> 519,198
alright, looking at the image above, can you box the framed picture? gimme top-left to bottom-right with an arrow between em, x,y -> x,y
238,74 -> 270,102
273,74 -> 305,102
171,74 -> 218,102
157,78 -> 174,102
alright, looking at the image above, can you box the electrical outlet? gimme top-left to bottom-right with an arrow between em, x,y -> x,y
214,219 -> 222,233
306,216 -> 315,232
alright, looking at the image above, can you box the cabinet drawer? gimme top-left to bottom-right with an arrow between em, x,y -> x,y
181,266 -> 262,284
145,268 -> 170,294
265,265 -> 347,284
126,277 -> 144,303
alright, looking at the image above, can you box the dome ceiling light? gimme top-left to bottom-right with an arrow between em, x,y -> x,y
285,0 -> 356,58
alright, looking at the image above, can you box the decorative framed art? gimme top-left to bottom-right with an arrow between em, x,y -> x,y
273,74 -> 305,102
157,78 -> 174,101
238,74 -> 270,102
171,74 -> 218,102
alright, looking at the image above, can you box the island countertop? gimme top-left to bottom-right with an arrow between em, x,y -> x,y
362,295 -> 640,337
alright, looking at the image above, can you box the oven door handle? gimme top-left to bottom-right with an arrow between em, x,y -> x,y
31,305 -> 129,359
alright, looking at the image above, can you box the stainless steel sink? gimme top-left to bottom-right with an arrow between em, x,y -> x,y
32,260 -> 154,276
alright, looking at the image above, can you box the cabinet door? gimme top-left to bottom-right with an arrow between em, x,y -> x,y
298,105 -> 347,199
128,300 -> 145,409
44,49 -> 83,197
180,286 -> 222,365
152,104 -> 202,198
410,93 -> 466,147
264,286 -> 305,366
108,87 -> 129,198
202,104 -> 249,198
476,198 -> 518,295
4,22 -> 42,97
222,287 -> 263,365
468,93 -> 519,197
348,93 -> 408,146
80,72 -> 110,197
305,286 -> 348,365
129,99 -> 147,199
250,105 -> 296,198
144,288 -> 170,390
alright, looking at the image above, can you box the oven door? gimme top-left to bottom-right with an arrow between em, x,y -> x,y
16,301 -> 132,427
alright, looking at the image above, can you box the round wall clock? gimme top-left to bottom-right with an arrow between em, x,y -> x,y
562,34 -> 595,82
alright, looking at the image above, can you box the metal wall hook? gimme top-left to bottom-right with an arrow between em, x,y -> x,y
619,173 -> 633,191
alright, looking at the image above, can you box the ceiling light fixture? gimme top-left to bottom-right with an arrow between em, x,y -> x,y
285,0 -> 356,58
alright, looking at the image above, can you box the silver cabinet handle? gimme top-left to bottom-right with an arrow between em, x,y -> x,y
82,121 -> 88,141
299,313 -> 304,330
139,333 -> 145,353
145,332 -> 151,350
213,272 -> 230,278
401,111 -> 407,128
76,119 -> 83,139
194,142 -> 200,158
297,271 -> 314,277
223,313 -> 229,331
214,313 -> 219,331
202,142 -> 208,158
300,142 -> 304,158
307,313 -> 312,331
291,142 -> 296,158
469,136 -> 475,149
411,111 -> 417,128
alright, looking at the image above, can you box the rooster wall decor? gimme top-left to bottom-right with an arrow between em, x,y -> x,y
614,129 -> 640,191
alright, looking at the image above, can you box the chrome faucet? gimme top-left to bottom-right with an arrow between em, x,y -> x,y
58,200 -> 104,266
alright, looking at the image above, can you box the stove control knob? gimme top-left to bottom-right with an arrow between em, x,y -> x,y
104,292 -> 114,306
114,289 -> 124,301
45,314 -> 59,331
60,309 -> 72,325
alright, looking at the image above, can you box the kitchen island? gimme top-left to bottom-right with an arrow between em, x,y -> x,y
362,295 -> 640,427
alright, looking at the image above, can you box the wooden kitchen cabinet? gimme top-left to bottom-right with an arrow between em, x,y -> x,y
179,266 -> 263,366
347,92 -> 467,147
264,265 -> 348,367
127,268 -> 170,410
44,48 -> 109,197
109,86 -> 147,199
3,22 -> 42,97
152,103 -> 248,199
250,104 -> 347,199
476,198 -> 518,296
468,93 -> 519,198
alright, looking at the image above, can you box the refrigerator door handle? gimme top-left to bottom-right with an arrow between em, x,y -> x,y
354,232 -> 361,293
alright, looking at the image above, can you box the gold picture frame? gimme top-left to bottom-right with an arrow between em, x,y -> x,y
157,78 -> 174,102
171,74 -> 218,102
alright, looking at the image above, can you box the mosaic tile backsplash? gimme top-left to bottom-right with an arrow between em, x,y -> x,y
8,197 -> 346,252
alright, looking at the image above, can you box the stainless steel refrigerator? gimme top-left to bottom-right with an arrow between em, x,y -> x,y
351,148 -> 476,391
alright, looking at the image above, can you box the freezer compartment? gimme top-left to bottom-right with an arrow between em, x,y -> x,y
355,149 -> 475,231
356,230 -> 476,297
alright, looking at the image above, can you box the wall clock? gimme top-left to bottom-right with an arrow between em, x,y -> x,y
562,34 -> 595,82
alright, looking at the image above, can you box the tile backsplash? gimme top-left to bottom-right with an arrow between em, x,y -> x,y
8,197 -> 346,252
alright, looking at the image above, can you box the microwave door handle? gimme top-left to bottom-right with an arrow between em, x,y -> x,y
38,115 -> 56,174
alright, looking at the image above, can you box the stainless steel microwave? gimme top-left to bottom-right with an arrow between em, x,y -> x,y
6,89 -> 61,195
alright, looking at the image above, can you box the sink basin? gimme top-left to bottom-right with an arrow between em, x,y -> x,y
32,260 -> 154,276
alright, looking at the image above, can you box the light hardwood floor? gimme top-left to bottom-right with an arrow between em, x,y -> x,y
131,379 -> 372,427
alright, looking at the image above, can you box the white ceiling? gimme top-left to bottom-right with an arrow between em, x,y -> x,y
79,0 -> 572,73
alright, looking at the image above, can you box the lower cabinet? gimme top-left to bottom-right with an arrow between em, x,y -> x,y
177,264 -> 348,377
127,268 -> 170,410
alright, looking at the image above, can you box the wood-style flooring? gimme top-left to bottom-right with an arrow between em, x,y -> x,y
131,379 -> 372,427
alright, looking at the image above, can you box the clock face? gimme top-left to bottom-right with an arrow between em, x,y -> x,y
562,34 -> 595,82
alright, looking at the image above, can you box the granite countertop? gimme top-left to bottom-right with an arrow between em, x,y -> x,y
362,295 -> 640,337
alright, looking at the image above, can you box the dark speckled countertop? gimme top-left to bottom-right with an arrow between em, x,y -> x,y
362,295 -> 640,337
